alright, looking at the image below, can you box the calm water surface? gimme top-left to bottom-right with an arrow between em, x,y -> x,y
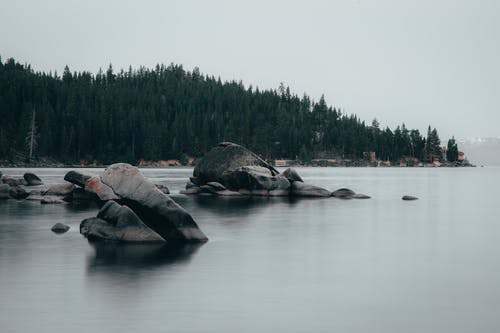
1,167 -> 499,333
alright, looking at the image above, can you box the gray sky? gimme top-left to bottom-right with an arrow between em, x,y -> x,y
1,0 -> 499,140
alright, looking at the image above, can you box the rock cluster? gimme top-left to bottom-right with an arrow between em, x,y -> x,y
182,142 -> 369,199
66,163 -> 207,243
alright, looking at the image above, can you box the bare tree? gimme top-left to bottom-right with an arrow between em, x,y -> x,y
26,106 -> 38,159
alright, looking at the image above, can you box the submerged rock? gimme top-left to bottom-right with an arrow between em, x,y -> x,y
402,195 -> 418,201
51,223 -> 70,233
80,201 -> 164,242
23,172 -> 43,186
41,196 -> 65,204
352,193 -> 371,199
290,181 -> 331,197
331,188 -> 356,198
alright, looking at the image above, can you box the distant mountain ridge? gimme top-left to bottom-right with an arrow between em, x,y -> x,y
458,137 -> 500,166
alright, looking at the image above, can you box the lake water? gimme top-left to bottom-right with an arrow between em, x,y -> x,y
1,167 -> 499,333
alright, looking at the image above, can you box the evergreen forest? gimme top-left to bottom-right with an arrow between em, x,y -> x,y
0,56 -> 459,164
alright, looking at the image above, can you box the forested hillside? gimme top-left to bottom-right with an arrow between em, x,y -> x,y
0,56 -> 451,164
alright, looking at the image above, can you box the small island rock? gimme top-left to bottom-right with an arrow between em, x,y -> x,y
51,223 -> 70,233
402,195 -> 418,201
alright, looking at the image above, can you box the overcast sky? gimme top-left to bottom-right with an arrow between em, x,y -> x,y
1,0 -> 499,140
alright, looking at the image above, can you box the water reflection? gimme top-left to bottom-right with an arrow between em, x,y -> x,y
86,241 -> 202,276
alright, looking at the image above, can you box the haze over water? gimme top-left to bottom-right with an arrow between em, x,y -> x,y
1,167 -> 499,332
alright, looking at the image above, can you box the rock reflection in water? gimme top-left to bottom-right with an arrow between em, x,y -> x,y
86,241 -> 202,275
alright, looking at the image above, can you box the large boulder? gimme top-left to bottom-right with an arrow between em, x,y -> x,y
193,142 -> 279,185
100,163 -> 207,243
80,201 -> 165,242
23,172 -> 43,186
331,188 -> 356,198
188,142 -> 337,197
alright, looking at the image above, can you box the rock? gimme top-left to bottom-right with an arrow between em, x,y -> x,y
332,188 -> 356,198
41,196 -> 65,204
290,181 -> 331,197
281,168 -> 303,182
65,187 -> 95,201
155,184 -> 170,194
402,195 -> 418,201
189,177 -> 202,186
185,181 -> 197,189
214,189 -> 242,196
180,187 -> 201,195
221,166 -> 290,192
84,176 -> 120,201
42,182 -> 75,196
206,181 -> 226,191
23,172 -> 43,186
0,184 -> 10,199
101,163 -> 207,243
64,170 -> 95,187
9,186 -> 29,199
352,193 -> 371,199
2,176 -> 22,187
80,201 -> 164,242
51,223 -> 70,233
193,142 -> 279,185
25,191 -> 45,201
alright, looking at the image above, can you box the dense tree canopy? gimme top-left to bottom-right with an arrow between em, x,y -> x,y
0,57 -> 450,164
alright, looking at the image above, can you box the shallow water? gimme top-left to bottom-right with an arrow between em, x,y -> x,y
1,167 -> 499,333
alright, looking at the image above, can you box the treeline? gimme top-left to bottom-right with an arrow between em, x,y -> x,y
0,56 -> 458,164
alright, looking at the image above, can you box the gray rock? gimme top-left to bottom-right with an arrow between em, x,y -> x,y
352,193 -> 371,199
221,166 -> 290,192
290,181 -> 331,197
80,201 -> 164,242
51,223 -> 70,233
2,176 -> 22,187
64,170 -> 95,187
0,184 -> 10,199
42,182 -> 75,196
101,163 -> 207,243
180,187 -> 201,195
23,172 -> 43,186
41,196 -> 65,204
25,192 -> 45,201
206,181 -> 226,191
193,142 -> 279,185
84,176 -> 120,201
185,181 -> 197,189
402,195 -> 418,201
65,187 -> 95,201
331,188 -> 356,198
9,186 -> 29,199
155,184 -> 170,194
281,168 -> 303,182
